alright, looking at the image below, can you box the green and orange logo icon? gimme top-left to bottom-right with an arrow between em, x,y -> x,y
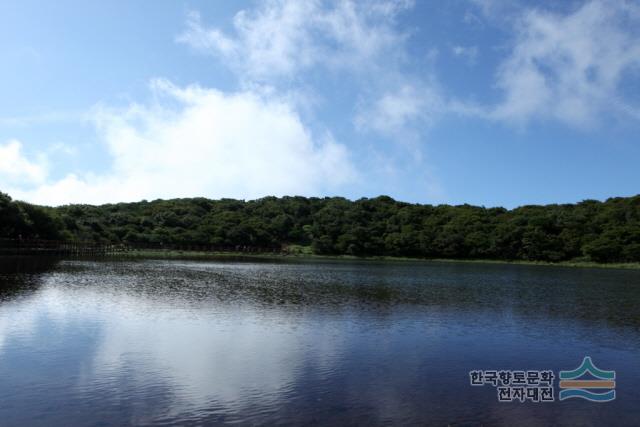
559,357 -> 615,402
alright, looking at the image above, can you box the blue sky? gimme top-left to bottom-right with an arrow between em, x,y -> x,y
1,0 -> 639,208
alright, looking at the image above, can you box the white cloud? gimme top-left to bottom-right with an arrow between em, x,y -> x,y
355,83 -> 445,135
0,140 -> 47,187
177,0 -> 449,150
4,1 -> 440,206
491,0 -> 640,127
177,0 -> 413,82
9,80 -> 356,206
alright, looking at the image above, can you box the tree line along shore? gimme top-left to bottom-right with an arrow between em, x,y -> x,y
1,191 -> 639,264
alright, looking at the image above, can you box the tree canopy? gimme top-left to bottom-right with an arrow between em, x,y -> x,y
1,191 -> 640,263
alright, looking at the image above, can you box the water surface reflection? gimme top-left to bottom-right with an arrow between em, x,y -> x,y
0,258 -> 639,426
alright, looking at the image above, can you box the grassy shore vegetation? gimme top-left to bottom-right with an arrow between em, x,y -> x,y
1,190 -> 640,265
119,249 -> 640,269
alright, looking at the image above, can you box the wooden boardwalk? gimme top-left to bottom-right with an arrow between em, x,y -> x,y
0,238 -> 283,257
0,238 -> 124,256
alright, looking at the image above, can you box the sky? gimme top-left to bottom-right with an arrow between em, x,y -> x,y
1,0 -> 639,208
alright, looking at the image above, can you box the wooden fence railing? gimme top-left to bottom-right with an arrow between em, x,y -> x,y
0,238 -> 284,257
0,238 -> 124,256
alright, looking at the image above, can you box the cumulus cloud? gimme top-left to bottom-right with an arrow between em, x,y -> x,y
4,1 -> 426,206
9,80 -> 356,206
0,140 -> 47,188
177,0 -> 413,82
491,0 -> 640,127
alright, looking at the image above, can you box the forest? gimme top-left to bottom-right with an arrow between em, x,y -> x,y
1,190 -> 639,263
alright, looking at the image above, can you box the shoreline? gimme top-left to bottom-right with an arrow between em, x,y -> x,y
3,250 -> 639,270
97,249 -> 640,270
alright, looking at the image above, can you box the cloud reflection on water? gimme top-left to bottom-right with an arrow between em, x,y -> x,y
0,259 -> 639,425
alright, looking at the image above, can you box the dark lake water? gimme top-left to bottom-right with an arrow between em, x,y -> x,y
0,256 -> 639,426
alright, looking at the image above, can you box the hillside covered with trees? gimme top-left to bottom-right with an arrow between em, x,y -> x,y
1,191 -> 639,263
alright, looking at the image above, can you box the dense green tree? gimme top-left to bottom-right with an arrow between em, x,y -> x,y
0,192 -> 28,238
1,190 -> 639,263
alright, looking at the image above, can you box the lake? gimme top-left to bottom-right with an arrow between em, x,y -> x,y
0,257 -> 639,426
